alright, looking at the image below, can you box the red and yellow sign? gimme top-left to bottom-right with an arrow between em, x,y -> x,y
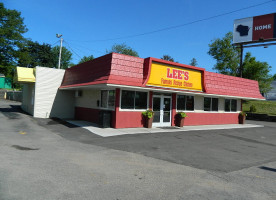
146,62 -> 202,91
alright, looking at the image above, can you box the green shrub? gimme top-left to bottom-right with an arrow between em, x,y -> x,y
142,110 -> 154,119
177,112 -> 187,118
249,105 -> 257,113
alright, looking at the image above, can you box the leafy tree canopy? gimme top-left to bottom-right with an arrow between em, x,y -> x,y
208,32 -> 240,76
17,40 -> 54,68
161,55 -> 174,62
107,43 -> 139,57
208,32 -> 273,94
190,58 -> 198,66
243,52 -> 273,94
0,2 -> 27,77
78,55 -> 94,64
51,46 -> 72,69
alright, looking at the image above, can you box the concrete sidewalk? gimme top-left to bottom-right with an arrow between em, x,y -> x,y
66,120 -> 264,137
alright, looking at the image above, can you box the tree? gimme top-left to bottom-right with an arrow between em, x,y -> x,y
208,32 -> 240,76
0,2 -> 27,77
107,43 -> 139,57
190,58 -> 198,66
78,55 -> 94,64
273,74 -> 276,80
161,55 -> 174,62
242,52 -> 273,94
208,32 -> 273,93
17,40 -> 54,68
51,46 -> 72,69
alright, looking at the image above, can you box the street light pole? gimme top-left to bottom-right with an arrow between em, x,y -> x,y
56,34 -> 63,69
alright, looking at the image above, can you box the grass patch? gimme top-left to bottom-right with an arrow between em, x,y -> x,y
243,100 -> 276,116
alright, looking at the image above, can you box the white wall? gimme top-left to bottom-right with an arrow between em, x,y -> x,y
75,89 -> 100,109
33,67 -> 75,119
21,83 -> 35,115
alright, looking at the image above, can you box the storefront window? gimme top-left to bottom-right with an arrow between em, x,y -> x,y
101,90 -> 115,109
177,95 -> 194,111
204,97 -> 218,111
225,99 -> 237,112
135,91 -> 147,109
121,90 -> 147,110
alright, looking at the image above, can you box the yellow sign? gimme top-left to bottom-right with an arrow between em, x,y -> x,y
146,62 -> 202,91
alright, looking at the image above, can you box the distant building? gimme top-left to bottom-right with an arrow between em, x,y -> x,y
0,73 -> 12,89
265,81 -> 276,101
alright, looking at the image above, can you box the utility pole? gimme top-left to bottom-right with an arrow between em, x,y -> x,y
56,34 -> 63,69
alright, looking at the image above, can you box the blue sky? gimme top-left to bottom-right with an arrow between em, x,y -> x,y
3,0 -> 276,75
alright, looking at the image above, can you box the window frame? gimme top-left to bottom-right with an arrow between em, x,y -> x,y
176,94 -> 195,112
100,90 -> 115,110
204,97 -> 219,112
120,89 -> 149,111
224,99 -> 238,112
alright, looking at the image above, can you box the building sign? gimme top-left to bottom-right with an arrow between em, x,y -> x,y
233,13 -> 276,44
146,62 -> 202,91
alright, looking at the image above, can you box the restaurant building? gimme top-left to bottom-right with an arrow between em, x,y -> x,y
17,53 -> 264,128
59,53 -> 264,128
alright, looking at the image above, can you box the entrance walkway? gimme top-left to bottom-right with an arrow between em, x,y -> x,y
66,120 -> 263,137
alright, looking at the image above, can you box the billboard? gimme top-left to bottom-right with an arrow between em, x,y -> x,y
233,13 -> 276,44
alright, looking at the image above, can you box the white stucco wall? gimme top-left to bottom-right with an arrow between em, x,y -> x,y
33,67 -> 75,119
75,89 -> 100,109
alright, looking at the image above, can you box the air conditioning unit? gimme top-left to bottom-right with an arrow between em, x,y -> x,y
75,90 -> 82,97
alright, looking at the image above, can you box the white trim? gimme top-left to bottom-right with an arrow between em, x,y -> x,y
119,89 -> 149,112
61,83 -> 264,101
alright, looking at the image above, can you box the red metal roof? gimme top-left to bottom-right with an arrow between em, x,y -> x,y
60,53 -> 264,100
204,71 -> 264,99
60,53 -> 144,88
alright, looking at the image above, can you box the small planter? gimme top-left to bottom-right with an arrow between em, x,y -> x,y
144,117 -> 153,128
239,115 -> 246,124
176,116 -> 185,127
239,112 -> 246,124
176,112 -> 187,127
142,110 -> 154,128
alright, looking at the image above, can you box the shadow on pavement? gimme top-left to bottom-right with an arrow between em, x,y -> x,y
259,166 -> 276,172
0,105 -> 27,119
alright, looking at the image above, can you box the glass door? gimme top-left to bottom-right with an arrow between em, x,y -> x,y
152,95 -> 171,127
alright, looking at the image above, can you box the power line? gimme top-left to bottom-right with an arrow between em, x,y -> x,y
65,41 -> 106,54
51,40 -> 60,46
63,40 -> 82,59
67,0 -> 275,43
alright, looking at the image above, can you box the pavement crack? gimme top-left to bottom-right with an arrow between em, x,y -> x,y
220,134 -> 276,147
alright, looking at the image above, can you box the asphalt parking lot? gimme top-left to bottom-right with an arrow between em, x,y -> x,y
1,99 -> 276,200
41,119 -> 276,173
33,104 -> 276,173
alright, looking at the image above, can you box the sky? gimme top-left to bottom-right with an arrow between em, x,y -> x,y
3,0 -> 276,75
